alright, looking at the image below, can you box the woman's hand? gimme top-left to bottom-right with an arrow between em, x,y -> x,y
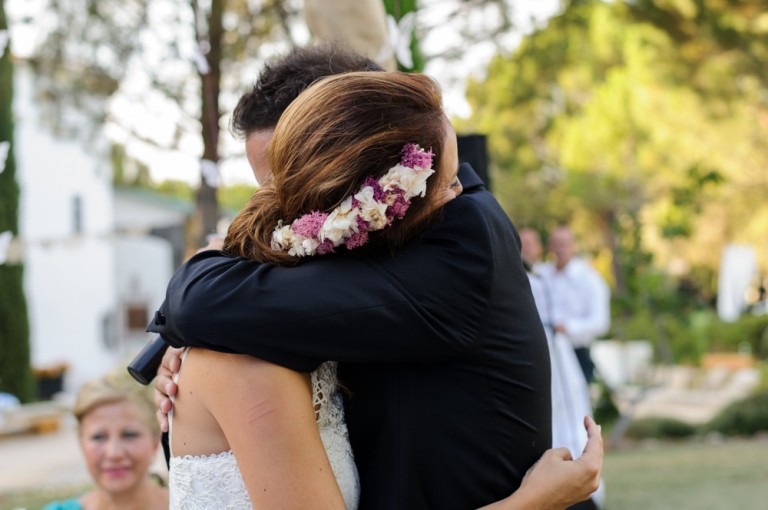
153,347 -> 184,432
479,416 -> 603,510
522,416 -> 603,510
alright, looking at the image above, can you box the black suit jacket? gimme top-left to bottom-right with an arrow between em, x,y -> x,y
149,164 -> 551,509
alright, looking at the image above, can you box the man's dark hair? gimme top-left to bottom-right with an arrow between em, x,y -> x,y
231,43 -> 384,138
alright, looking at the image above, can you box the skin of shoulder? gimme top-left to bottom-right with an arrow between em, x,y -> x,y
173,349 -> 345,509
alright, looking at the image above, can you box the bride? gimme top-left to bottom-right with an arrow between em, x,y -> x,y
165,71 -> 602,509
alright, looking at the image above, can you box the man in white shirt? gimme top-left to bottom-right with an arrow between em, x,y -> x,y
538,225 -> 611,384
520,227 -> 605,510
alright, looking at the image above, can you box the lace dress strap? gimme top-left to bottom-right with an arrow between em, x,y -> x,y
313,362 -> 360,510
168,347 -> 190,457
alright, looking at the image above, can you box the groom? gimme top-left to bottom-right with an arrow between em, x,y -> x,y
150,45 -> 596,509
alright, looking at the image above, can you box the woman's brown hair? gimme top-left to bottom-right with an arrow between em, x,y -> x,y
224,71 -> 449,265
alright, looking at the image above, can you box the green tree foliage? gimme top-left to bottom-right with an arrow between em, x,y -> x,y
624,0 -> 768,273
219,183 -> 258,213
462,0 -> 768,315
111,143 -> 151,188
0,0 -> 34,402
31,0 -> 299,251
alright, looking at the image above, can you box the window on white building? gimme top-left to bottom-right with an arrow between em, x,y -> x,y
72,195 -> 83,234
126,304 -> 149,331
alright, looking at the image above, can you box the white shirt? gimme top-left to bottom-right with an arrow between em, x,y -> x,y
538,257 -> 610,348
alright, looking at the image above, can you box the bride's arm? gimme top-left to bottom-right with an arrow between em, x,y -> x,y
202,351 -> 345,509
186,350 -> 601,510
478,417 -> 603,510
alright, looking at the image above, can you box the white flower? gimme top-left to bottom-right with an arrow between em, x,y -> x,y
320,197 -> 356,244
338,196 -> 355,214
361,205 -> 388,230
380,164 -> 434,198
355,186 -> 390,230
289,237 -> 320,257
271,224 -> 294,251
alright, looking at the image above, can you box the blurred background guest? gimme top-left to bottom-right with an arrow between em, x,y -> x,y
43,371 -> 167,510
520,226 -> 604,510
539,225 -> 611,384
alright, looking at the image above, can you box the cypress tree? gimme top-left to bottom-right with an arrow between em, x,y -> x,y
0,0 -> 34,402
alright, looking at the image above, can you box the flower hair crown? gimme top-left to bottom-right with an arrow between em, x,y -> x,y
271,143 -> 435,257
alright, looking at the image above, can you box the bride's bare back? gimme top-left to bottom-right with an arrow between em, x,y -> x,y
170,348 -> 345,508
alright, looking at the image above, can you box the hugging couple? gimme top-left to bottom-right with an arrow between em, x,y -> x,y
145,43 -> 603,510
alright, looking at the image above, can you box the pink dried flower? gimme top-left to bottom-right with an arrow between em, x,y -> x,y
388,192 -> 411,219
345,230 -> 369,250
316,240 -> 335,255
356,216 -> 369,233
364,177 -> 387,201
400,143 -> 434,169
291,211 -> 328,238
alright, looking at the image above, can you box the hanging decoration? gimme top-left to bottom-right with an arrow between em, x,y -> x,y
0,231 -> 12,265
383,13 -> 416,70
200,159 -> 219,188
0,30 -> 8,59
193,41 -> 211,75
0,141 -> 9,173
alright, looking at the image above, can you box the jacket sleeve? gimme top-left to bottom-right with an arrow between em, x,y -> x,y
148,165 -> 495,372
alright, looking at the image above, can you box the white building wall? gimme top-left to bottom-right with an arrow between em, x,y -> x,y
115,235 -> 174,351
15,65 -> 119,392
23,241 -> 117,391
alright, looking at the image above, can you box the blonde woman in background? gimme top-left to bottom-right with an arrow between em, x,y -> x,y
43,372 -> 168,510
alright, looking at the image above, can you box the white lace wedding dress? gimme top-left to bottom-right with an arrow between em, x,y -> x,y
168,356 -> 360,510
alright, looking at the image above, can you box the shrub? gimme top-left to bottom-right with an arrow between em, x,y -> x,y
705,390 -> 768,437
706,315 -> 768,359
593,379 -> 621,427
611,311 -> 768,365
624,417 -> 698,440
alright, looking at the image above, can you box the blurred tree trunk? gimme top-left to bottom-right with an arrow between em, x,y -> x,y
0,0 -> 34,402
190,0 -> 223,252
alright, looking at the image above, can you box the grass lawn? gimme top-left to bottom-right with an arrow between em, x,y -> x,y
1,438 -> 767,509
604,438 -> 768,510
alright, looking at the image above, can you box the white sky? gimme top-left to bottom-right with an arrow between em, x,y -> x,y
423,0 -> 562,118
6,0 -> 562,185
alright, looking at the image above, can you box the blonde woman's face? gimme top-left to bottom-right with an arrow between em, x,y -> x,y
79,400 -> 159,496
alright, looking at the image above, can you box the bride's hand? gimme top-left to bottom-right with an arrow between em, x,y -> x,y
153,346 -> 184,432
477,416 -> 603,510
521,416 -> 603,510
